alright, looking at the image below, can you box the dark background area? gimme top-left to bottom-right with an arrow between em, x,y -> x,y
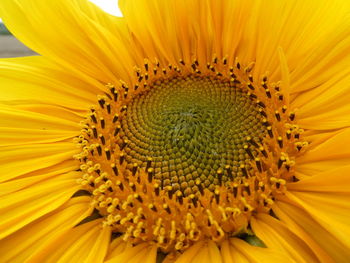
0,22 -> 37,58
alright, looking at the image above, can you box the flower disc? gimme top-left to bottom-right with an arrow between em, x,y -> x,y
75,59 -> 307,253
120,75 -> 265,195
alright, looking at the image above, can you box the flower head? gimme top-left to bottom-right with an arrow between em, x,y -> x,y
0,0 -> 350,262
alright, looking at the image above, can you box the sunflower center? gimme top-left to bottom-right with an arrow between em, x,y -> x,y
119,75 -> 264,195
75,57 -> 307,253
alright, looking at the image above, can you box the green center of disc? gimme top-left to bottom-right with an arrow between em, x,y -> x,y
119,75 -> 264,195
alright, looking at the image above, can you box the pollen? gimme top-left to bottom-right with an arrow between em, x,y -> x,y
74,56 -> 308,253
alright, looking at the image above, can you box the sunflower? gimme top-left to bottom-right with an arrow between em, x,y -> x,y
1,0 -> 350,262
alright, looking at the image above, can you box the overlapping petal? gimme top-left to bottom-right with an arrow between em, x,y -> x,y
0,196 -> 93,263
0,0 -> 141,84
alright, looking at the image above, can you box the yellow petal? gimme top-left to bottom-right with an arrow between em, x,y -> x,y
220,240 -> 235,263
286,190 -> 350,251
0,196 -> 93,263
105,242 -> 157,263
174,241 -> 221,263
292,67 -> 350,130
120,0 -> 350,87
28,219 -> 110,263
106,237 -> 132,260
0,0 -> 138,84
0,160 -> 77,196
223,238 -> 293,263
0,172 -> 80,239
296,128 -> 350,175
173,241 -> 206,263
0,142 -> 78,182
0,56 -> 97,110
274,200 -> 349,262
251,214 -> 319,263
0,104 -> 78,132
0,127 -> 76,147
289,165 -> 350,193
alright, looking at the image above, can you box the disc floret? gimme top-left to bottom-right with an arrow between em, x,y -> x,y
75,56 -> 307,253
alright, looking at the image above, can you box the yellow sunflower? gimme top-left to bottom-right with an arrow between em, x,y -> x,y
1,0 -> 350,262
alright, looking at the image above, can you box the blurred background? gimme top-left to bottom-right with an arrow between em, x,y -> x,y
0,0 -> 121,58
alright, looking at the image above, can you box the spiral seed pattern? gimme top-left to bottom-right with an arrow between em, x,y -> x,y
118,75 -> 265,195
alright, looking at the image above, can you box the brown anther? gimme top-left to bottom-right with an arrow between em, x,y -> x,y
129,182 -> 136,192
114,125 -> 121,136
176,191 -> 183,204
105,148 -> 111,160
90,114 -> 97,124
106,103 -> 111,114
195,179 -> 204,195
96,144 -> 102,155
135,194 -> 143,203
167,186 -> 174,199
116,180 -> 124,191
246,136 -> 259,148
262,118 -> 270,127
214,189 -> 220,203
92,126 -> 98,138
217,168 -> 223,185
257,100 -> 266,108
267,126 -> 273,138
190,194 -> 198,207
225,165 -> 233,180
244,145 -> 254,159
146,157 -> 153,170
112,91 -> 118,101
259,108 -> 267,117
98,98 -> 105,108
163,204 -> 171,214
255,158 -> 262,172
147,168 -> 154,183
232,184 -> 238,197
259,146 -> 268,158
277,137 -> 283,148
111,163 -> 118,176
154,183 -> 160,196
132,163 -> 138,175
289,112 -> 295,121
119,153 -> 125,164
99,134 -> 105,145
113,114 -> 119,123
120,139 -> 128,150
282,105 -> 287,113
274,111 -> 281,121
240,164 -> 248,177
248,92 -> 257,99
100,118 -> 105,129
